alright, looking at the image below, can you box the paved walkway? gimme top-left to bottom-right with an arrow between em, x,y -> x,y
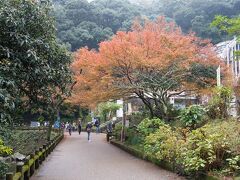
32,132 -> 184,180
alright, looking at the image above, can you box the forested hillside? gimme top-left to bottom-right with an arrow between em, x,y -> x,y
53,0 -> 141,51
53,0 -> 240,51
149,0 -> 240,43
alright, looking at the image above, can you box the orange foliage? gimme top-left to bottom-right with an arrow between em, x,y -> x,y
69,17 -> 232,108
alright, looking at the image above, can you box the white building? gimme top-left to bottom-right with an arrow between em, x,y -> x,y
215,37 -> 240,81
216,37 -> 240,116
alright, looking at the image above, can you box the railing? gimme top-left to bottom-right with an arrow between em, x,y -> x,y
4,130 -> 64,180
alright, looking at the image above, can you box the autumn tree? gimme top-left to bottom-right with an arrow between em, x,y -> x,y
71,17 -> 230,119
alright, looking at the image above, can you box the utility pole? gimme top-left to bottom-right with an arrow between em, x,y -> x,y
217,65 -> 221,87
121,99 -> 127,142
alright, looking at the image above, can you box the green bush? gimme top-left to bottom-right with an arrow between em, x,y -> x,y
208,120 -> 240,156
113,123 -> 123,140
178,120 -> 240,175
129,112 -> 148,126
178,128 -> 227,174
0,161 -> 9,178
0,139 -> 12,157
144,123 -> 181,162
142,119 -> 240,176
207,86 -> 232,119
125,127 -> 142,145
180,105 -> 206,129
5,130 -> 56,155
137,118 -> 165,137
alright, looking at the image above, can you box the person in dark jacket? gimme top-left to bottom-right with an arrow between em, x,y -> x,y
106,121 -> 113,142
86,122 -> 93,141
67,123 -> 72,136
94,118 -> 100,134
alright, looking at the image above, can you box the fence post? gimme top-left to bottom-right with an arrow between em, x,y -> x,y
43,144 -> 47,159
6,173 -> 13,180
24,157 -> 30,180
44,145 -> 47,159
39,148 -> 43,164
30,154 -> 35,176
16,163 -> 23,180
47,142 -> 51,154
35,150 -> 39,169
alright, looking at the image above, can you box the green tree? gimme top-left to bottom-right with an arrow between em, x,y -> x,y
211,15 -> 240,37
207,86 -> 233,119
148,0 -> 240,43
0,0 -> 73,139
97,102 -> 121,122
54,0 -> 141,51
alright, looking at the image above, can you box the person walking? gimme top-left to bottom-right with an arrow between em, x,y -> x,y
78,120 -> 82,135
94,118 -> 100,134
67,123 -> 72,136
106,121 -> 113,142
65,122 -> 69,132
86,122 -> 92,142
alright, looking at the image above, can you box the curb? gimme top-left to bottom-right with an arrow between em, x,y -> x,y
110,140 -> 239,180
110,140 -> 174,172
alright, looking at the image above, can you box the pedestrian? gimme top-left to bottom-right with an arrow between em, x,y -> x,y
67,123 -> 72,136
73,122 -> 77,132
86,122 -> 92,141
94,118 -> 100,134
107,121 -> 113,133
65,122 -> 69,132
78,120 -> 82,135
106,121 -> 113,142
61,122 -> 65,129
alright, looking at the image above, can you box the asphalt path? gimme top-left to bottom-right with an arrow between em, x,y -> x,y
32,132 -> 184,180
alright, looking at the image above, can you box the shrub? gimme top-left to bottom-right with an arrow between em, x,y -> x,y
144,124 -> 181,162
178,120 -> 240,175
0,139 -> 12,157
129,112 -> 148,126
113,123 -> 123,140
224,155 -> 240,174
178,128 -> 226,174
0,161 -> 9,178
180,105 -> 206,129
142,119 -> 240,176
125,127 -> 142,145
137,118 -> 165,137
207,120 -> 240,156
5,130 -> 55,155
207,86 -> 232,119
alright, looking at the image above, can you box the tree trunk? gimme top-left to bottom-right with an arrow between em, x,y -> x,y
121,102 -> 126,142
135,92 -> 154,118
141,98 -> 154,118
148,106 -> 154,119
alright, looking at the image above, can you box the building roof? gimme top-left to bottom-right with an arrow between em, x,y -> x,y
215,38 -> 237,59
